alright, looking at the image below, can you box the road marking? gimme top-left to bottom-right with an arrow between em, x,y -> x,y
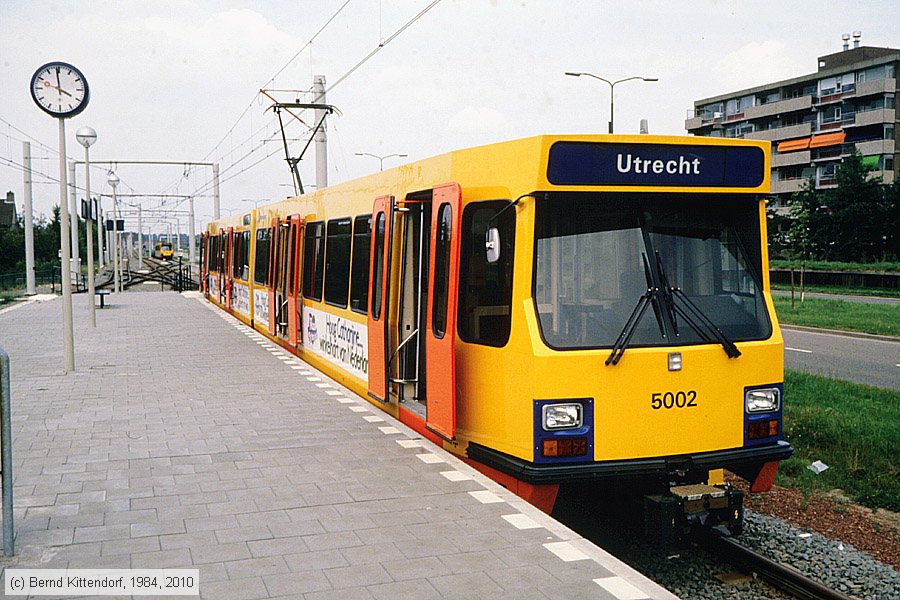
786,347 -> 812,353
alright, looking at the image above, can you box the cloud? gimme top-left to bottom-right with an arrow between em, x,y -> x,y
446,106 -> 508,135
714,40 -> 804,91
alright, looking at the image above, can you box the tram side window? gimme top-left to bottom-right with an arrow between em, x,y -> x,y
302,221 -> 325,301
324,218 -> 352,307
254,228 -> 270,285
231,232 -> 241,279
349,215 -> 372,314
241,231 -> 251,281
458,200 -> 516,346
432,204 -> 453,338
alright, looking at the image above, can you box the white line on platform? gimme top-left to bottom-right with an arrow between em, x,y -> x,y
306,377 -> 321,381
786,347 -> 813,353
593,576 -> 650,600
468,490 -> 503,504
315,383 -> 331,388
440,470 -> 472,482
378,426 -> 402,435
336,398 -> 355,404
544,541 -> 589,562
349,406 -> 367,413
501,513 -> 541,529
396,439 -> 424,448
363,415 -> 384,423
416,453 -> 444,464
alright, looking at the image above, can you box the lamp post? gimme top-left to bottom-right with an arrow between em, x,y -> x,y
354,152 -> 408,171
76,127 -> 98,327
564,72 -> 658,133
107,172 -> 121,293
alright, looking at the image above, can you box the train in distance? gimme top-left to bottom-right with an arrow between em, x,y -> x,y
200,133 -> 792,540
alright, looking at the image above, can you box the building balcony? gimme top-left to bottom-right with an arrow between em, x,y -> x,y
855,138 -> 895,156
855,77 -> 896,98
771,178 -> 808,194
744,95 -> 813,120
746,122 -> 813,142
772,150 -> 811,168
853,108 -> 895,127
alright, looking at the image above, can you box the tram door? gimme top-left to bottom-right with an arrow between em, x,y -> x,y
269,218 -> 293,339
287,215 -> 302,347
266,219 -> 278,336
200,232 -> 208,294
367,184 -> 461,441
224,227 -> 234,310
424,183 -> 461,440
218,230 -> 226,305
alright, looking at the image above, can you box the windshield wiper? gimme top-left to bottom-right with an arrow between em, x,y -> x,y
655,251 -> 741,359
606,254 -> 666,366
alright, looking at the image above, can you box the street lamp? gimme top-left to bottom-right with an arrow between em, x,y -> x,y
76,126 -> 97,327
107,171 -> 121,293
354,152 -> 408,171
565,72 -> 658,134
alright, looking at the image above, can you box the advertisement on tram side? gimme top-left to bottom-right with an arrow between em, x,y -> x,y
233,283 -> 250,317
254,289 -> 269,327
302,306 -> 368,380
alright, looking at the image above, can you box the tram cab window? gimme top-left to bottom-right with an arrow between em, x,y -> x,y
324,218 -> 352,307
302,221 -> 325,301
350,215 -> 372,314
533,193 -> 770,350
458,200 -> 516,347
254,228 -> 270,285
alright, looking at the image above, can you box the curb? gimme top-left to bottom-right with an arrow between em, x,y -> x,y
781,324 -> 899,343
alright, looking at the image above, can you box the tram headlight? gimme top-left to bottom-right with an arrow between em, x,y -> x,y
542,403 -> 583,430
745,388 -> 780,413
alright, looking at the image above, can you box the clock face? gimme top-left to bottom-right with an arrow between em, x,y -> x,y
30,62 -> 90,118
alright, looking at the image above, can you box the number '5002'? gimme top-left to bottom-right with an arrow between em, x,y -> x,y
651,391 -> 697,409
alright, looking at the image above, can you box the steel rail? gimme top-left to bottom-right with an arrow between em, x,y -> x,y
701,530 -> 853,600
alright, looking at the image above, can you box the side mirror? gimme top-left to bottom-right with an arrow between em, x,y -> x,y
485,227 -> 501,264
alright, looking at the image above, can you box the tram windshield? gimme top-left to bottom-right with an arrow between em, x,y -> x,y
533,193 -> 771,350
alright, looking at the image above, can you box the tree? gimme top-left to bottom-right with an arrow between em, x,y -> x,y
785,150 -> 896,262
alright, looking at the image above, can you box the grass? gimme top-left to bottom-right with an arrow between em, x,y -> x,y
779,370 -> 900,512
0,291 -> 18,306
773,296 -> 900,337
770,259 -> 900,273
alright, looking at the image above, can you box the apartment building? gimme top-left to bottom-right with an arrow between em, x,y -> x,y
685,36 -> 897,207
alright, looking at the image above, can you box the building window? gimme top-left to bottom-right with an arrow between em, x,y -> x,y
302,221 -> 325,301
254,228 -> 270,285
349,215 -> 372,314
458,200 -> 515,347
324,218 -> 352,307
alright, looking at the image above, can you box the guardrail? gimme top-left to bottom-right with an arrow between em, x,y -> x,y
0,347 -> 15,556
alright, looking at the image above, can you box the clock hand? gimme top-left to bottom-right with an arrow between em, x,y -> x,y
56,67 -> 61,91
42,81 -> 72,97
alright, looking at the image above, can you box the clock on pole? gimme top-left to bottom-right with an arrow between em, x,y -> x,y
30,60 -> 90,373
30,61 -> 90,118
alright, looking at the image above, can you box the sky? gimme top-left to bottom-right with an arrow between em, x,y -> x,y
1,0 -> 897,234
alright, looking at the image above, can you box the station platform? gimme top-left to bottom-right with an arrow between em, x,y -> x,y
0,292 -> 676,599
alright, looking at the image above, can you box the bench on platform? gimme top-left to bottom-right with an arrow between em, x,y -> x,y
96,289 -> 111,308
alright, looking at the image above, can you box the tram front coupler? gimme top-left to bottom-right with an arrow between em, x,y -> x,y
643,484 -> 744,545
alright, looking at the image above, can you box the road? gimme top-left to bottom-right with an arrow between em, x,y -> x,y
773,290 -> 900,305
783,327 -> 900,391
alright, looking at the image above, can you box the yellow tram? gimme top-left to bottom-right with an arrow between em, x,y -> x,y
153,241 -> 175,259
202,134 -> 792,536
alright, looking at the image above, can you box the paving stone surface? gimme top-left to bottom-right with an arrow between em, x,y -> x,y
0,292 -> 676,599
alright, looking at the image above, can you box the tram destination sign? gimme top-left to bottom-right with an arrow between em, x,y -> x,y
547,141 -> 765,188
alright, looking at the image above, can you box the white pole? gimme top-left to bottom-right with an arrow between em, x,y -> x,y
97,197 -> 104,269
314,75 -> 328,189
112,190 -> 120,293
58,119 -> 75,373
22,142 -> 36,295
83,144 -> 96,328
213,163 -> 220,220
175,216 -> 181,256
138,203 -> 143,269
188,197 -> 196,269
68,161 -> 80,284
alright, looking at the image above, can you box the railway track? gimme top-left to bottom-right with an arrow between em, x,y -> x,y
96,256 -> 197,291
701,529 -> 855,600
